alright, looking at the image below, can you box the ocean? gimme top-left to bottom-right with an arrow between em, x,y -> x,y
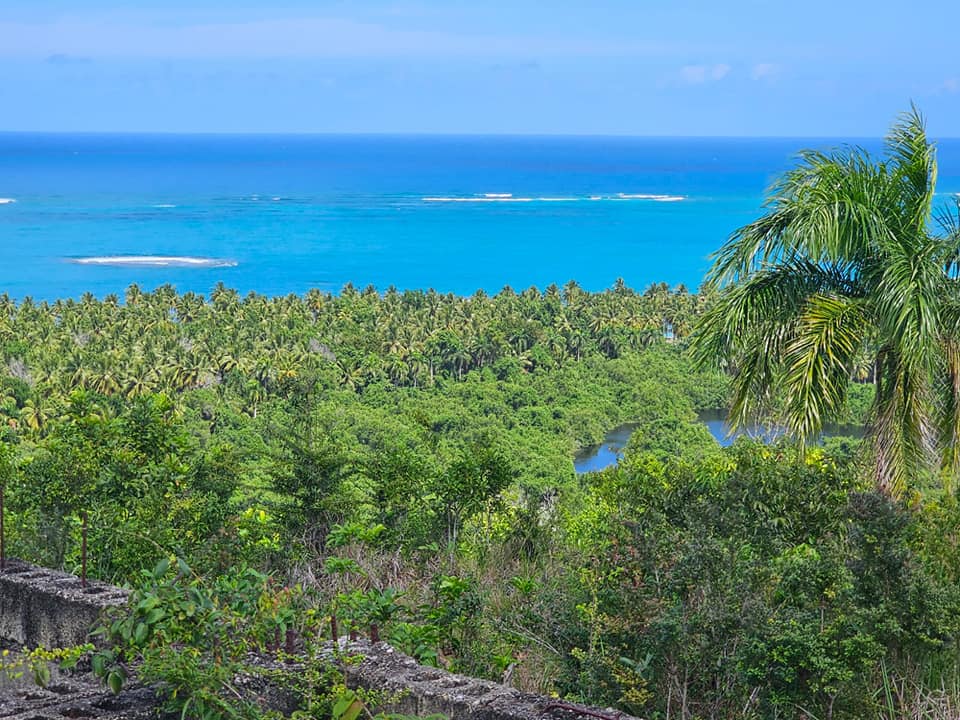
1,133 -> 959,301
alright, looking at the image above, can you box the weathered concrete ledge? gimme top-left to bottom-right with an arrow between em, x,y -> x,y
0,560 -> 129,649
341,640 -> 637,720
0,671 -> 159,720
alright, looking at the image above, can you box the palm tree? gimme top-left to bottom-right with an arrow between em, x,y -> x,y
19,399 -> 51,433
693,107 -> 960,496
122,364 -> 158,399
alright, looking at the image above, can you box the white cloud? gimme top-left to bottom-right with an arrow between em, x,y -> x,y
45,53 -> 91,65
0,14 -> 701,60
943,78 -> 959,94
750,62 -> 779,81
680,65 -> 707,83
679,63 -> 730,84
0,17 -> 476,58
711,63 -> 731,80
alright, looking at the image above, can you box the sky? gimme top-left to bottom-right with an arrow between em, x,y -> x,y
1,1 -> 959,136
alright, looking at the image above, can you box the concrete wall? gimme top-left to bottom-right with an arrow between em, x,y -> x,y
0,561 -> 638,720
0,559 -> 128,649
0,672 -> 158,720
343,640 -> 635,720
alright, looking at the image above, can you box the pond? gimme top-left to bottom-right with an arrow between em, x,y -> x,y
573,411 -> 863,474
572,423 -> 640,474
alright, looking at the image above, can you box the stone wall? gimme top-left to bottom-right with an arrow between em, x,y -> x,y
0,673 -> 158,720
0,561 -> 638,720
343,640 -> 635,720
0,560 -> 154,720
0,560 -> 128,650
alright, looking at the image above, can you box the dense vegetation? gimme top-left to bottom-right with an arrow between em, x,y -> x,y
0,277 -> 952,720
0,281 -> 724,576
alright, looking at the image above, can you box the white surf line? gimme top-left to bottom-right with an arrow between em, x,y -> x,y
617,193 -> 685,202
423,193 -> 686,203
423,196 -> 536,202
69,256 -> 238,268
425,193 -> 579,203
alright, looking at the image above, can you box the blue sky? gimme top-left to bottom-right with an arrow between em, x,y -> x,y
2,1 -> 959,136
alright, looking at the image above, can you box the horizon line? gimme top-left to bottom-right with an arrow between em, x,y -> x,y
3,129 -> 959,141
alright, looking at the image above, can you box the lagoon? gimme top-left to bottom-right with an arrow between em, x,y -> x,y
573,412 -> 863,473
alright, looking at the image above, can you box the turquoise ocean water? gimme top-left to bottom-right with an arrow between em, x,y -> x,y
1,134 -> 959,301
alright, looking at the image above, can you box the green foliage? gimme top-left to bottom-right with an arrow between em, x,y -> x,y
337,588 -> 405,635
91,557 -> 277,717
0,279 -> 728,576
623,412 -> 720,464
7,278 -> 958,719
534,441 -> 960,719
0,644 -> 93,688
85,558 -> 446,720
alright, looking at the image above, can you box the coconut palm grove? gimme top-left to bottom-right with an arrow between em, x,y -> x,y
4,112 -> 960,718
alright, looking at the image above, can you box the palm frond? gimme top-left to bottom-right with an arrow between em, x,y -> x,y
870,350 -> 937,496
885,104 -> 937,236
707,149 -> 896,285
873,236 -> 943,373
938,339 -> 960,484
693,260 -> 861,433
932,197 -> 960,279
781,294 -> 867,444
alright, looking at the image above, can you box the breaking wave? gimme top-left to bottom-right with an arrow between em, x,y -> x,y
0,198 -> 16,205
68,256 -> 238,268
424,195 -> 534,203
423,193 -> 685,203
616,193 -> 685,202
